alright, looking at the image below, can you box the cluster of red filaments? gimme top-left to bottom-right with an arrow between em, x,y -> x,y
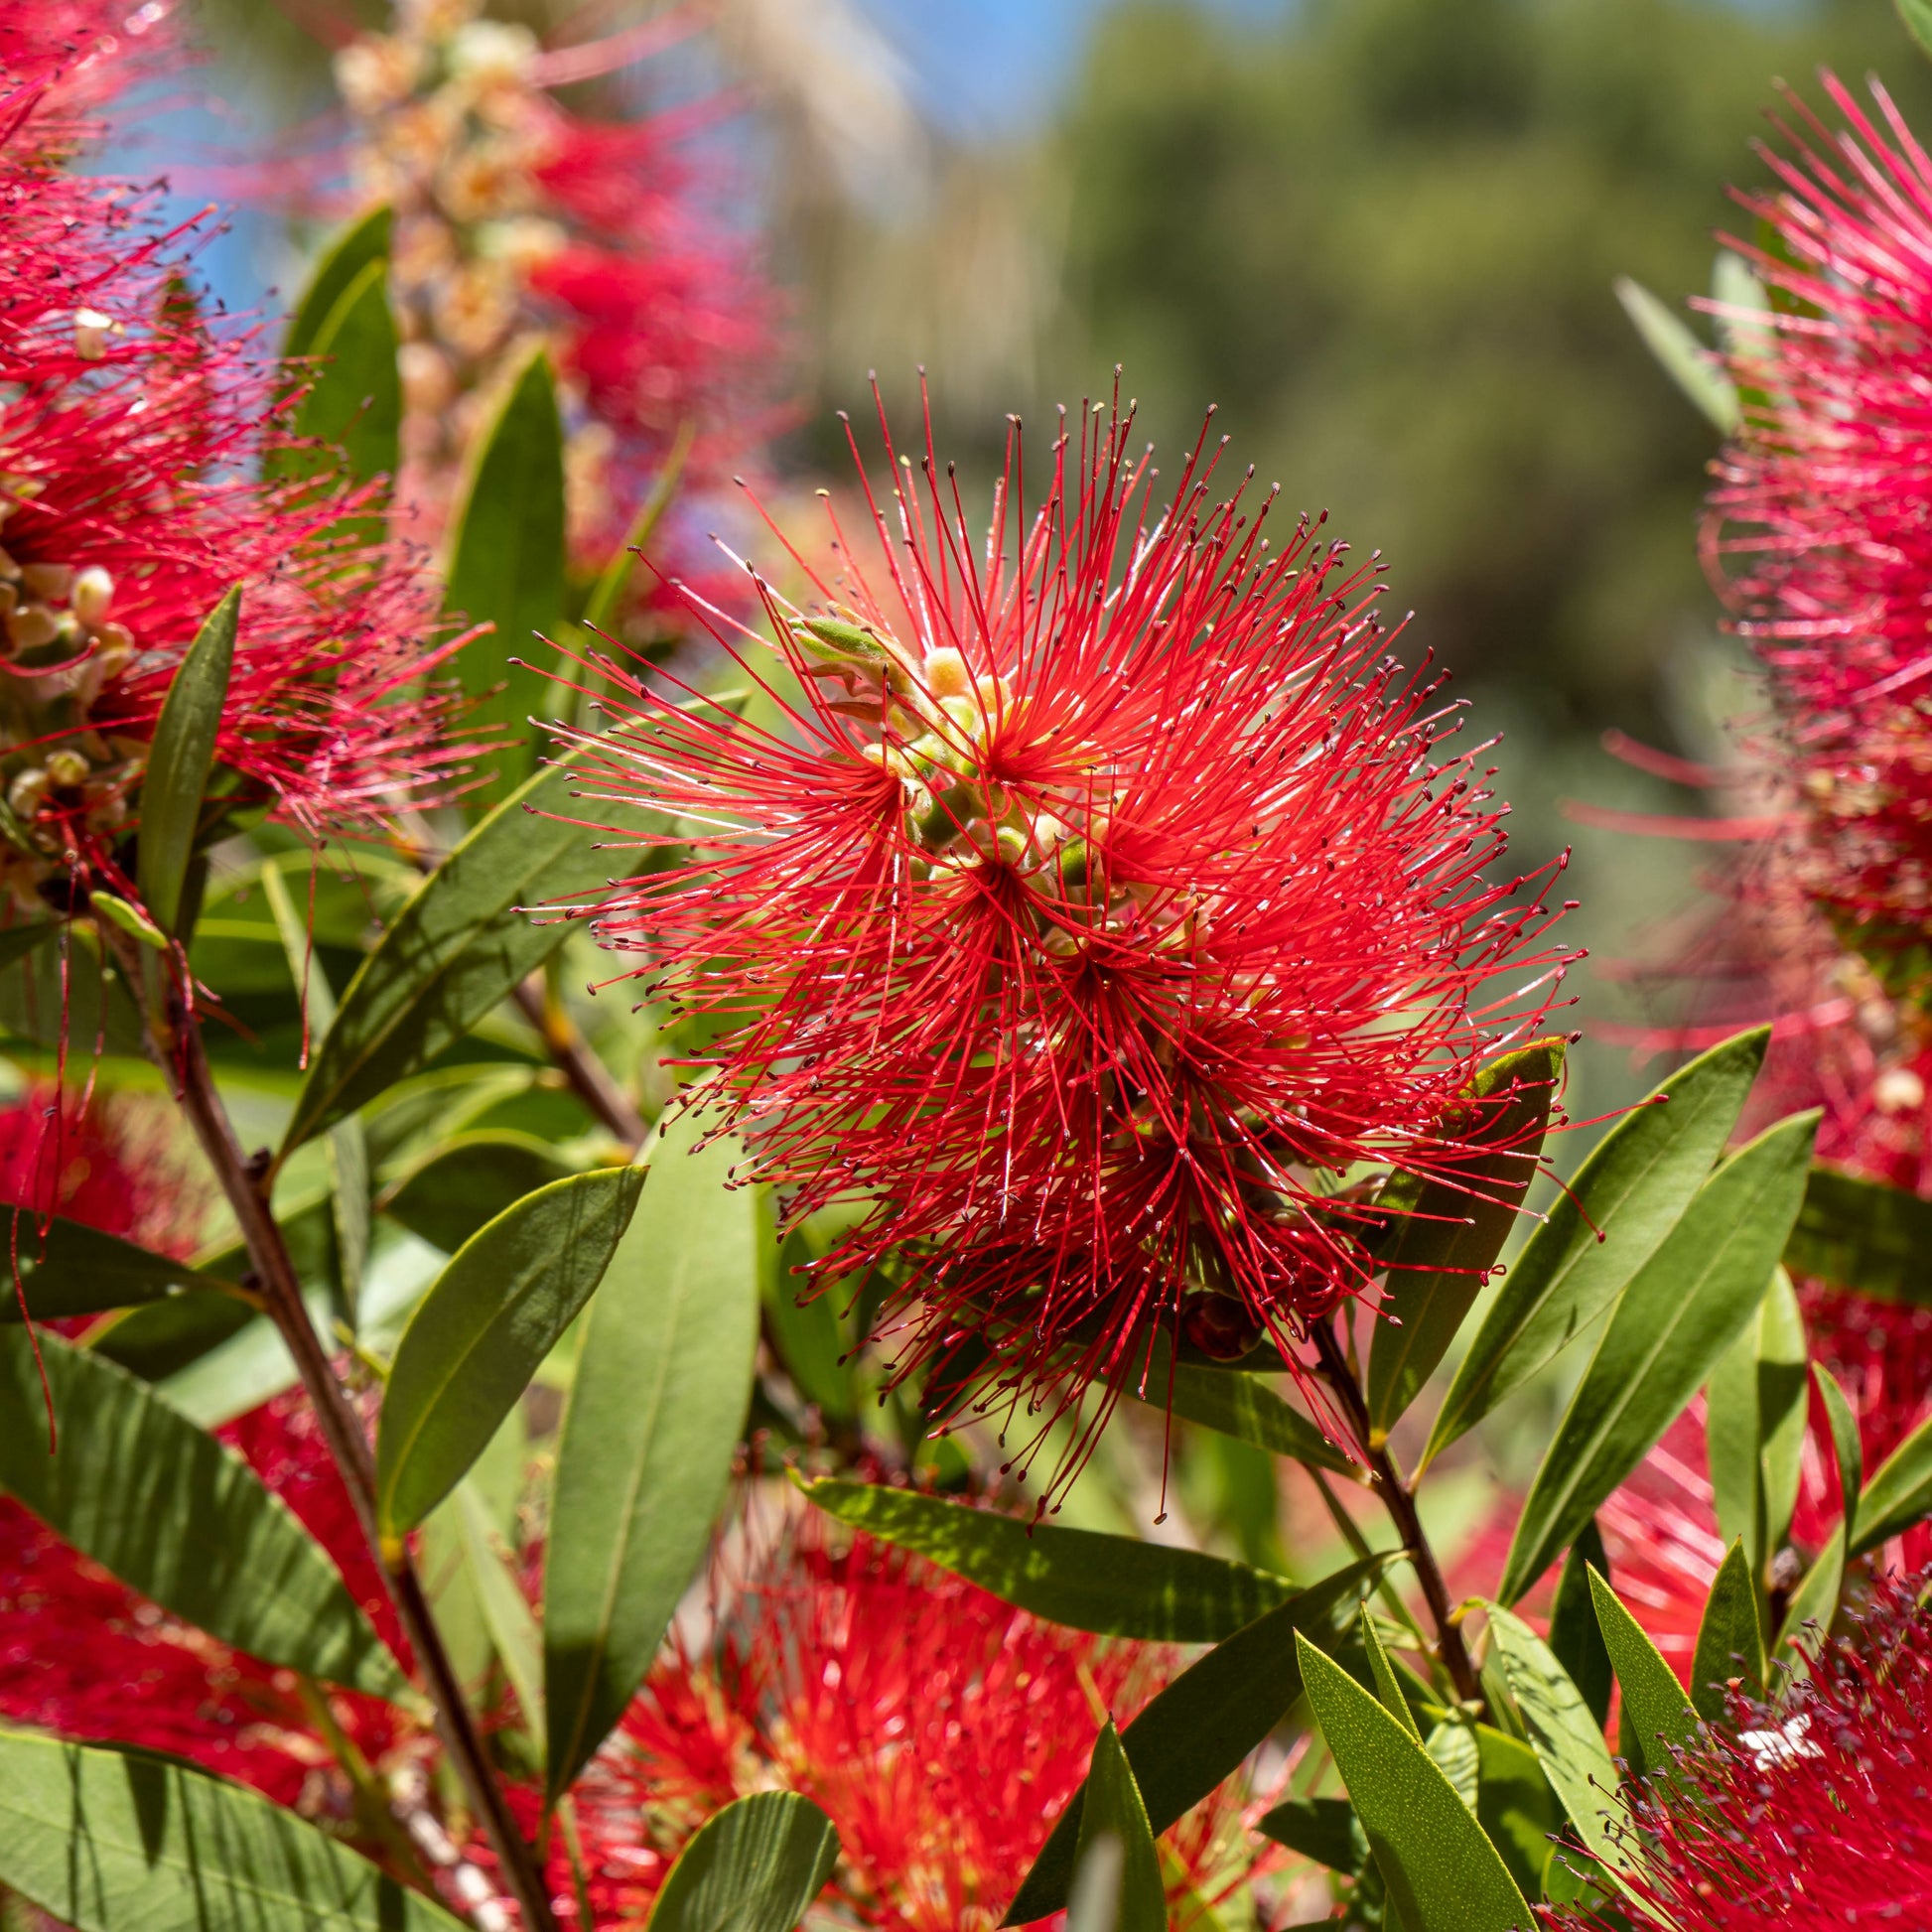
1711,73 -> 1932,988
555,386 -> 1575,1454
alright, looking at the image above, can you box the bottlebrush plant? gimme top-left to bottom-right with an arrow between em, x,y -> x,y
3,5 -> 1932,1932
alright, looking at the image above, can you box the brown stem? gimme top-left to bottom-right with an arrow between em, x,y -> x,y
133,949 -> 560,1932
512,975 -> 646,1150
1311,1319 -> 1485,1711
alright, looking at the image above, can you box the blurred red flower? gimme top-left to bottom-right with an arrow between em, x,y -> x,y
558,390 -> 1576,1466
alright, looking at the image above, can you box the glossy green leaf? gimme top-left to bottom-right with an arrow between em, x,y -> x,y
138,586 -> 239,935
1497,1112 -> 1819,1601
1706,1269 -> 1805,1575
1427,1027 -> 1767,1466
1690,1540 -> 1764,1723
379,1131 -> 576,1254
1425,1718 -> 1479,1812
1899,0 -> 1932,61
280,762 -> 659,1154
286,258 -> 400,488
283,206 -> 392,361
454,1482 -> 544,1743
1004,1557 -> 1384,1924
89,891 -> 166,950
762,1226 -> 856,1422
1783,1165 -> 1932,1307
86,1290 -> 257,1382
1588,1566 -> 1696,1779
1547,1520 -> 1612,1729
443,345 -> 567,803
1258,1796 -> 1366,1873
0,1726 -> 461,1932
1298,1634 -> 1533,1932
1614,274 -> 1738,432
376,1164 -> 645,1537
1070,1722 -> 1167,1932
645,1791 -> 839,1932
1485,1604 -> 1620,1863
804,1479 -> 1294,1642
1472,1725 -> 1564,1906
1851,1402 -> 1932,1556
544,1109 -> 759,1801
0,1329 -> 403,1699
1817,1360 -> 1863,1520
1361,1611 -> 1423,1739
0,1212 -> 237,1321
1146,1341 -> 1352,1473
1368,1039 -> 1563,1435
1775,1530 -> 1844,1661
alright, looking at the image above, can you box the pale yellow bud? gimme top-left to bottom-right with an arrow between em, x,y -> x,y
7,604 -> 58,652
70,566 -> 113,627
7,769 -> 47,817
45,751 -> 89,789
922,647 -> 971,699
1875,1065 -> 1926,1116
72,309 -> 115,360
21,563 -> 72,603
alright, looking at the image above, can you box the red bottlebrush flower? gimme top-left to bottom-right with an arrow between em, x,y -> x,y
556,1513 -> 1274,1932
331,2 -> 774,593
0,0 -> 177,133
0,56 -> 467,931
1708,73 -> 1932,989
556,391 -> 1576,1467
1548,1568 -> 1932,1929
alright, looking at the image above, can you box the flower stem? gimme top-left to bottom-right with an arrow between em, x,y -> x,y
131,945 -> 559,1932
1311,1318 -> 1484,1712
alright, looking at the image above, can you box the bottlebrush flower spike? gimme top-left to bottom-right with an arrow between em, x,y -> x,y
332,0 -> 772,591
555,387 -> 1576,1477
1549,1567 -> 1932,1928
1709,73 -> 1932,995
0,46 -> 467,932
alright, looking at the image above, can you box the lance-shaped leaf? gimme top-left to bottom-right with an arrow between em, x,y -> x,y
1615,275 -> 1739,431
1258,1797 -> 1367,1874
1706,1268 -> 1806,1576
1003,1556 -> 1384,1923
0,1726 -> 463,1932
646,1791 -> 839,1932
284,257 -> 400,490
1690,1540 -> 1765,1723
1136,1337 -> 1352,1472
1900,0 -> 1932,63
1366,1038 -> 1563,1435
1776,1364 -> 1860,1656
1073,1722 -> 1167,1932
375,1164 -> 645,1538
1497,1111 -> 1819,1602
1486,1604 -> 1621,1864
1784,1164 -> 1932,1307
1547,1520 -> 1612,1728
1298,1634 -> 1533,1932
543,1109 -> 758,1802
803,1479 -> 1295,1643
0,1329 -> 404,1699
1588,1566 -> 1697,1779
1359,1610 -> 1423,1738
138,587 -> 239,935
443,345 -> 567,804
379,1131 -> 576,1255
282,206 -> 392,361
1426,1026 -> 1767,1466
0,1213 -> 240,1321
280,761 -> 663,1153
1850,1396 -> 1932,1556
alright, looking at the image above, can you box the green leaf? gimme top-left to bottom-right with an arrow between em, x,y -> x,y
0,1726 -> 462,1932
1770,1369 -> 1856,1655
1850,1402 -> 1932,1556
1257,1796 -> 1366,1874
803,1479 -> 1295,1642
1145,1342 -> 1353,1473
1485,1604 -> 1620,1864
762,1225 -> 857,1422
1587,1566 -> 1696,1779
137,586 -> 240,936
375,1164 -> 645,1538
1706,1270 -> 1799,1576
1547,1520 -> 1612,1729
284,257 -> 401,489
1003,1558 -> 1385,1923
280,761 -> 659,1154
0,920 -> 54,971
544,1107 -> 759,1802
0,1213 -> 237,1322
1496,1111 -> 1819,1602
1689,1539 -> 1764,1723
454,1481 -> 545,1744
580,422 -> 693,634
1783,1165 -> 1932,1306
86,1290 -> 257,1382
283,206 -> 392,361
1361,1611 -> 1423,1739
1613,274 -> 1738,432
1071,1722 -> 1167,1932
1816,1359 -> 1863,1520
379,1131 -> 577,1254
0,1328 -> 404,1700
1425,1718 -> 1479,1812
1367,1039 -> 1563,1435
1297,1634 -> 1533,1932
443,345 -> 567,804
88,891 -> 166,951
1472,1726 -> 1564,1906
645,1791 -> 839,1932
1898,0 -> 1932,62
1426,1027 -> 1767,1466
1774,1529 -> 1844,1661
1759,1271 -> 1808,1563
